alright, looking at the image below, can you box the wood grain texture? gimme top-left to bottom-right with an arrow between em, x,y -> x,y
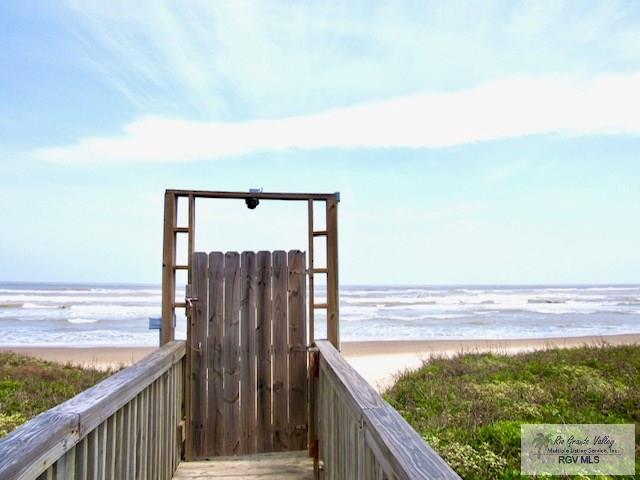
184,284 -> 194,461
187,194 -> 195,281
166,189 -> 338,201
171,450 -> 313,479
256,251 -> 273,453
97,419 -> 106,479
325,198 -> 339,349
127,405 -> 139,479
316,341 -> 383,412
183,250 -> 310,459
187,250 -> 308,459
137,390 -> 148,480
0,342 -> 185,480
87,429 -> 97,479
150,376 -> 158,480
287,250 -> 308,451
306,200 -> 315,345
315,340 -> 460,480
105,414 -> 115,479
240,252 -> 257,454
207,252 -> 225,457
223,252 -> 241,455
74,436 -> 87,479
271,251 -> 289,452
162,191 -> 177,344
191,252 -> 209,457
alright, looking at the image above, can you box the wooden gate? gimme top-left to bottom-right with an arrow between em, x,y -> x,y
186,250 -> 308,459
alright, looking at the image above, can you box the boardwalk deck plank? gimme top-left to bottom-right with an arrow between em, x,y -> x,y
172,451 -> 313,479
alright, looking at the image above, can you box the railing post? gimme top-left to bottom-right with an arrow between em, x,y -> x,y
325,195 -> 340,349
308,347 -> 320,478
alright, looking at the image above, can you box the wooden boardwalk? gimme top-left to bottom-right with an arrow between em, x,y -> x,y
172,451 -> 313,479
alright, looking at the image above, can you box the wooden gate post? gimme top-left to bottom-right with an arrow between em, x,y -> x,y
161,191 -> 177,345
326,196 -> 339,349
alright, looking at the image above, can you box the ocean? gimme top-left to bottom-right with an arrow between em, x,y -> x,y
0,282 -> 639,346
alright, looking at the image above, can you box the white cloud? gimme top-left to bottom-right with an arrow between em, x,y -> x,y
59,1 -> 640,118
35,73 -> 640,164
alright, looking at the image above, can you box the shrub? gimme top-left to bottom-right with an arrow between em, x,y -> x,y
384,344 -> 640,479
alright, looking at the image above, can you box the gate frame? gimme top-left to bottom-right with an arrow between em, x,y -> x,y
161,189 -> 340,349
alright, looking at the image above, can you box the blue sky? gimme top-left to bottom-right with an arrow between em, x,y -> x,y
1,1 -> 639,284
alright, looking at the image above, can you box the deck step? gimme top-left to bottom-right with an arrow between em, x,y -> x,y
172,450 -> 313,479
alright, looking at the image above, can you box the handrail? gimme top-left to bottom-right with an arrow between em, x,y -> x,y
0,341 -> 186,480
314,340 -> 460,479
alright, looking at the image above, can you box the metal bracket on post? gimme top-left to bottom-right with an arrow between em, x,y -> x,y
186,295 -> 198,308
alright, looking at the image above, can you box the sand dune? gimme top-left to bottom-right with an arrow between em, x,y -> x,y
341,333 -> 640,390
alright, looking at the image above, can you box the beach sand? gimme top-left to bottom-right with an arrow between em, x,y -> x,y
1,333 -> 638,392
342,333 -> 640,391
0,345 -> 156,370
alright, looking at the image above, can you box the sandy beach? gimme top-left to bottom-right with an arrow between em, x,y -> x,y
342,333 -> 640,390
1,333 -> 638,392
0,345 -> 156,370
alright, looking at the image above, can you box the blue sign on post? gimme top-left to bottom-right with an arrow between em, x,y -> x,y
149,317 -> 162,346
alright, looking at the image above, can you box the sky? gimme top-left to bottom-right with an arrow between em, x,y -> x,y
1,0 -> 639,285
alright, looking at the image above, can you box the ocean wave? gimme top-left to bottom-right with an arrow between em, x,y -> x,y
22,302 -> 70,309
342,288 -> 442,296
527,299 -> 567,304
67,318 -> 99,324
0,288 -> 93,294
67,305 -> 160,320
0,328 -> 166,346
1,283 -> 639,345
0,288 -> 161,296
539,286 -> 640,292
411,313 -> 467,320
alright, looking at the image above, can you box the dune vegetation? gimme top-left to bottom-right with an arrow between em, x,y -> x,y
384,344 -> 640,480
0,352 -> 112,438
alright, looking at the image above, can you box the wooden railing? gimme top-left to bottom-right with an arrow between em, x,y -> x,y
0,341 -> 186,480
312,340 -> 461,479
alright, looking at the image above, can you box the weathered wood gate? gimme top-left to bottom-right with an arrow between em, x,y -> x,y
185,250 -> 308,460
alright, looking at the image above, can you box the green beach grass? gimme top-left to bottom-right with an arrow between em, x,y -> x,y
0,351 -> 112,438
384,344 -> 640,480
